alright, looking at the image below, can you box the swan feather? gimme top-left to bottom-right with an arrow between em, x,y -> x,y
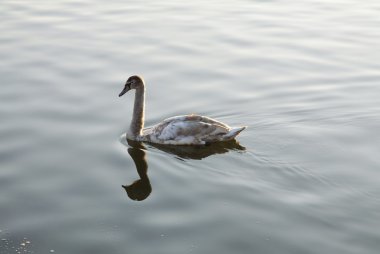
139,115 -> 246,145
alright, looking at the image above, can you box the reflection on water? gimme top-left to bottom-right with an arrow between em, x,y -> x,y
147,140 -> 246,160
122,139 -> 246,201
122,141 -> 151,201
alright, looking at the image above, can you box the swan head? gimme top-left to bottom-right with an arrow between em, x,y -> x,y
119,75 -> 145,97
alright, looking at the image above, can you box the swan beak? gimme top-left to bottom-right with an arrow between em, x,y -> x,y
119,85 -> 130,97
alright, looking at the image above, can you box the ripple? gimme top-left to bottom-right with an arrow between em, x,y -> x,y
2,0 -> 380,253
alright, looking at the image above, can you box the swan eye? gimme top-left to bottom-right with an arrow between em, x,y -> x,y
126,79 -> 135,87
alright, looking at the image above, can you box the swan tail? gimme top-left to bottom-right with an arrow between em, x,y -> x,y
223,126 -> 247,140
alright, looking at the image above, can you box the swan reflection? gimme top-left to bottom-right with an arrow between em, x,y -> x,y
122,141 -> 151,201
122,139 -> 245,201
147,140 -> 245,160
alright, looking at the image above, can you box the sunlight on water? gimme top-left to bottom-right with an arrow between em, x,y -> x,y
1,0 -> 380,253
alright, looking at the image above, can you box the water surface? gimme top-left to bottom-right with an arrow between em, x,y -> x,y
1,0 -> 380,253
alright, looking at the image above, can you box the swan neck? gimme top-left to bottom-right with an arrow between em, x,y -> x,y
129,85 -> 145,139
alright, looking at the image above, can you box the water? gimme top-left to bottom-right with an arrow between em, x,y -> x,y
1,0 -> 380,253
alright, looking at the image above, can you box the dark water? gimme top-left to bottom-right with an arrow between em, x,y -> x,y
1,0 -> 380,253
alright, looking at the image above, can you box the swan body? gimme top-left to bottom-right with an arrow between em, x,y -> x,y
119,75 -> 246,145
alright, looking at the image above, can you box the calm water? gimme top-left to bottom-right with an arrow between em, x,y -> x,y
1,0 -> 380,253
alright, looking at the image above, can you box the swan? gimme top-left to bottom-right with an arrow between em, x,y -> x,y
119,75 -> 246,145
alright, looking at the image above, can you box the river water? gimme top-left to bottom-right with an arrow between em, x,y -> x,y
1,0 -> 380,253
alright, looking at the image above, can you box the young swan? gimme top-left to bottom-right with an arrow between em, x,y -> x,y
119,75 -> 246,145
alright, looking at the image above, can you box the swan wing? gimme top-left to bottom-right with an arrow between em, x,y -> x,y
143,115 -> 244,145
